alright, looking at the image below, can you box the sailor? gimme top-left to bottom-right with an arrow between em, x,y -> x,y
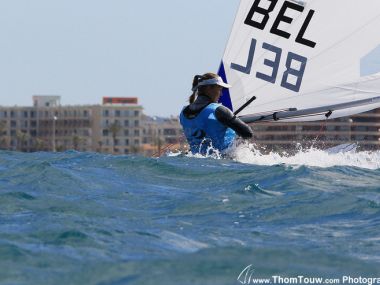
180,72 -> 253,155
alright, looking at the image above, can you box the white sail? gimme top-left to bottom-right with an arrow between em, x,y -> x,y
219,0 -> 380,122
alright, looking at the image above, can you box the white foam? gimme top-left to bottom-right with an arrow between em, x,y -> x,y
231,143 -> 380,170
159,231 -> 209,253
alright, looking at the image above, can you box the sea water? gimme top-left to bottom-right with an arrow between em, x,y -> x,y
0,147 -> 379,285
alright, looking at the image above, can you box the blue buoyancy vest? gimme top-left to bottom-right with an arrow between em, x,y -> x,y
180,103 -> 236,155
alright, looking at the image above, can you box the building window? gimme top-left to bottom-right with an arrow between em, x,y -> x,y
115,110 -> 121,117
166,138 -> 178,144
124,149 -> 129,154
23,111 -> 28,118
164,129 -> 176,135
134,139 -> 139,145
124,130 -> 129,136
103,110 -> 110,117
83,110 -> 88,117
134,110 -> 139,117
134,120 -> 139,127
134,129 -> 140,136
11,121 -> 16,128
125,139 -> 129,146
10,111 -> 15,118
103,129 -> 109,136
124,120 -> 129,127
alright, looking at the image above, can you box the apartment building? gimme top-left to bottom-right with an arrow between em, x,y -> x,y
97,97 -> 144,154
0,97 -> 101,152
0,96 -> 186,156
0,106 -> 40,152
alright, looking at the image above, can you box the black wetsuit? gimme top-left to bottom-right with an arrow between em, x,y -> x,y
182,95 -> 253,139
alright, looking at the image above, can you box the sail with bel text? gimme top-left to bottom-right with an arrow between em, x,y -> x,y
219,0 -> 380,122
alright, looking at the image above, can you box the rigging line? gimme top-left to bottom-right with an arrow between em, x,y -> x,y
324,87 -> 380,96
152,135 -> 186,158
322,74 -> 380,88
243,110 -> 324,122
311,110 -> 332,148
254,111 -> 330,123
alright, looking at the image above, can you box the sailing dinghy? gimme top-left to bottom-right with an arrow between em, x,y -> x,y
219,0 -> 380,123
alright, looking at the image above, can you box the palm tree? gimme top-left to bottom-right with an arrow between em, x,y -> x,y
34,138 -> 45,152
72,135 -> 81,151
108,121 -> 121,154
97,141 -> 103,153
16,131 -> 29,152
0,121 -> 7,150
130,145 -> 141,155
0,121 -> 5,134
153,136 -> 163,157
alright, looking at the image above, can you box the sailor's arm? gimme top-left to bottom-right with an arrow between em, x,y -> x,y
215,106 -> 253,139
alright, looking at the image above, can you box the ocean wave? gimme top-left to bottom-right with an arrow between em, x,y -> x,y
0,150 -> 379,284
230,143 -> 380,169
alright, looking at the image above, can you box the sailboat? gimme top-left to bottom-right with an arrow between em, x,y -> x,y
218,0 -> 380,124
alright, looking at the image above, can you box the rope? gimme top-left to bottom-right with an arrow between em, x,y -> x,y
152,135 -> 186,158
311,111 -> 332,148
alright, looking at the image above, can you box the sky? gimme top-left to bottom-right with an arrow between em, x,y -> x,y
0,0 -> 240,117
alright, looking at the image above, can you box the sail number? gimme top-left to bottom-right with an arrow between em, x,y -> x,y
231,38 -> 307,92
230,0 -> 317,92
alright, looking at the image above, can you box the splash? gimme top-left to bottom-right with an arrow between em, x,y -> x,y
231,143 -> 380,170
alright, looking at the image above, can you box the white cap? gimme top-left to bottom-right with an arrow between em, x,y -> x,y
192,76 -> 232,91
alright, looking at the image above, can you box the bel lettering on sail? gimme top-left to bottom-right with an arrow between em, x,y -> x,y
244,0 -> 316,48
230,0 -> 316,93
230,38 -> 307,92
220,0 -> 380,122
